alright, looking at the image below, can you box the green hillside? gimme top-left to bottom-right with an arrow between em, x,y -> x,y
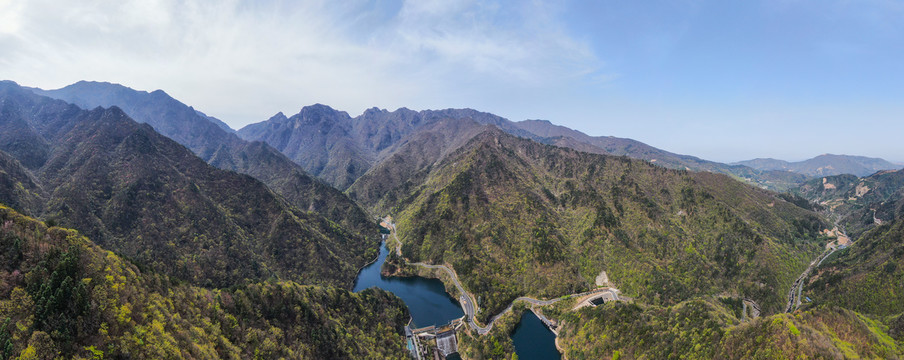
0,204 -> 409,360
0,152 -> 43,217
346,118 -> 491,214
388,128 -> 826,320
0,82 -> 377,289
805,216 -> 904,318
557,299 -> 902,359
32,81 -> 376,239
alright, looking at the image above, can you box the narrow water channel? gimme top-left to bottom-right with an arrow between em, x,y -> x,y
353,241 -> 464,327
511,312 -> 562,360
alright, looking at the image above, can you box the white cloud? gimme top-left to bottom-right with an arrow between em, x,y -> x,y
0,0 -> 601,127
0,0 -> 25,34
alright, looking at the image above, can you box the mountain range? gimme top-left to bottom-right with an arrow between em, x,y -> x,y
0,81 -> 377,288
386,127 -> 826,318
735,154 -> 903,177
30,81 -> 375,239
795,168 -> 904,239
238,104 -> 813,192
3,79 -> 902,359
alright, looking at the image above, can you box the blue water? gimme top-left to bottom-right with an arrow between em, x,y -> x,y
512,312 -> 561,360
354,241 -> 559,359
353,242 -> 464,328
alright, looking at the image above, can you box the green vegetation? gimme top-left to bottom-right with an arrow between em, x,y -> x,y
558,299 -> 733,359
388,129 -> 826,321
0,82 -> 379,289
795,169 -> 904,239
0,152 -> 43,217
0,204 -> 409,359
805,216 -> 904,318
35,80 -> 377,241
557,299 -> 903,359
458,302 -> 527,360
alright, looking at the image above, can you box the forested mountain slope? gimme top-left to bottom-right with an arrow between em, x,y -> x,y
239,102 -> 807,192
237,105 -> 527,190
388,128 -> 827,320
557,299 -> 902,359
30,81 -> 374,238
0,204 -> 409,359
0,81 -> 376,288
796,169 -> 904,239
0,151 -> 43,216
806,216 -> 904,319
346,118 -> 491,214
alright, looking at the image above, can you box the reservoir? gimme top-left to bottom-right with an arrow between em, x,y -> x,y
353,241 -> 560,359
353,241 -> 464,327
511,312 -> 562,360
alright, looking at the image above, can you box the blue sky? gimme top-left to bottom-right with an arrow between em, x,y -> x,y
1,0 -> 902,162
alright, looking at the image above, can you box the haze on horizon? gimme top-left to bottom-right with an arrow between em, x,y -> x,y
1,0 -> 902,163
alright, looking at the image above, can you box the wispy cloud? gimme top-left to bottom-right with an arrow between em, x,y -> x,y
0,0 -> 601,126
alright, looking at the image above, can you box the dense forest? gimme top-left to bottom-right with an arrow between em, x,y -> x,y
31,81 -> 378,239
805,216 -> 904,318
556,299 -> 902,359
0,81 -> 379,289
5,78 -> 903,360
390,128 -> 826,320
0,204 -> 409,359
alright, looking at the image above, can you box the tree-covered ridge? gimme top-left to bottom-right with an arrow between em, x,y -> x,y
0,81 -> 378,288
31,80 -> 376,240
346,118 -> 492,215
391,128 -> 826,320
518,119 -> 810,192
0,204 -> 409,360
735,154 -> 903,178
0,152 -> 43,217
556,299 -> 902,359
805,215 -> 904,319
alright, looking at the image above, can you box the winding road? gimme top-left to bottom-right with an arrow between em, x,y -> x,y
388,223 -> 617,335
785,227 -> 847,313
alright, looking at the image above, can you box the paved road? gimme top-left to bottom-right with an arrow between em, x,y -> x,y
785,235 -> 844,312
412,256 -> 616,334
391,223 -> 619,335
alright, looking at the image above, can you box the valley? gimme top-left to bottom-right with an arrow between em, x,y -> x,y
3,3 -> 904,359
0,79 -> 901,359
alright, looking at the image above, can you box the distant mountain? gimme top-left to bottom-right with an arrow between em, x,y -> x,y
0,204 -> 409,359
237,105 -> 530,190
240,106 -> 807,192
346,118 -> 492,213
735,154 -> 903,177
29,81 -> 374,238
516,119 -> 809,191
381,127 -> 825,319
0,81 -> 377,288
